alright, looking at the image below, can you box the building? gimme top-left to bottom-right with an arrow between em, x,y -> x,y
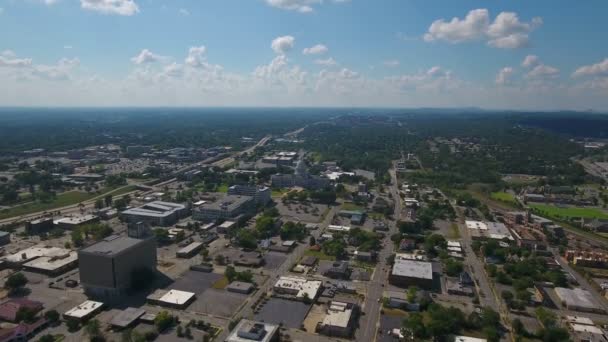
465,220 -> 513,241
24,218 -> 54,234
54,214 -> 99,230
228,185 -> 271,205
565,250 -> 608,268
565,315 -> 608,342
327,225 -> 351,233
126,145 -> 152,157
192,195 -> 254,221
0,232 -> 9,247
446,278 -> 474,297
217,221 -> 237,234
176,242 -> 204,258
227,281 -> 254,294
0,299 -> 43,322
0,318 -> 48,341
316,301 -> 358,337
22,250 -> 78,276
271,159 -> 330,190
63,300 -> 104,321
121,201 -> 188,227
3,246 -> 73,266
389,259 -> 434,289
504,211 -> 529,227
110,307 -> 146,329
146,289 -> 195,309
453,337 -> 487,342
323,261 -> 351,279
555,287 -> 606,314
226,319 -> 279,342
273,276 -> 322,301
78,233 -> 157,299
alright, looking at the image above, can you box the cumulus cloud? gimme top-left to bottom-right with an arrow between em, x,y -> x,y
0,54 -> 33,68
572,58 -> 608,78
522,55 -> 539,68
424,9 -> 541,49
526,64 -> 559,79
383,60 -> 400,67
131,49 -> 164,64
185,46 -> 206,67
265,0 -> 320,13
179,8 -> 189,16
271,36 -> 295,55
496,67 -> 514,85
314,57 -> 338,66
302,44 -> 328,55
80,0 -> 139,16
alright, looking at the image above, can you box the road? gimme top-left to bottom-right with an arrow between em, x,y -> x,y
216,205 -> 340,341
210,135 -> 271,168
356,165 -> 403,342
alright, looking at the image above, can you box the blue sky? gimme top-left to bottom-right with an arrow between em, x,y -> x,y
1,0 -> 608,110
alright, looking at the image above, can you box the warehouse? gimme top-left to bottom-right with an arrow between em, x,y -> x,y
54,214 -> 99,230
465,220 -> 514,241
176,242 -> 204,258
555,287 -> 606,314
273,276 -> 322,301
23,250 -> 78,276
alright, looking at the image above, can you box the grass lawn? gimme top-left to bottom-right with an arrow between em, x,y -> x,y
341,202 -> 365,212
212,276 -> 230,289
216,184 -> 229,193
0,185 -> 136,220
271,189 -> 288,197
304,249 -> 336,261
490,191 -> 517,205
448,223 -> 461,239
529,203 -> 608,220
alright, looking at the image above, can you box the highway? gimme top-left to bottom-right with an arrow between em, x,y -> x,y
209,135 -> 271,168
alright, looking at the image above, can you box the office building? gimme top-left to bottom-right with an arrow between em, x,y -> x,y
63,300 -> 104,321
146,289 -> 195,309
121,201 -> 188,227
226,319 -> 279,342
273,276 -> 322,301
192,195 -> 254,221
78,233 -> 157,299
25,218 -> 54,234
324,261 -> 351,279
316,301 -> 358,338
227,185 -> 271,205
389,259 -> 434,289
54,214 -> 99,230
270,159 -> 330,190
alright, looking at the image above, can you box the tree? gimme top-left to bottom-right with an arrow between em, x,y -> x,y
5,272 -> 28,292
215,254 -> 226,265
66,319 -> 80,332
44,310 -> 60,324
225,266 -> 237,282
104,194 -> 113,207
154,311 -> 175,332
406,286 -> 418,303
71,230 -> 84,247
402,312 -> 426,338
85,319 -> 102,339
38,335 -> 55,342
237,229 -> 258,250
16,307 -> 38,323
94,199 -> 104,210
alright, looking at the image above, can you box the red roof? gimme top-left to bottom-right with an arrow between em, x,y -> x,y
0,299 -> 43,322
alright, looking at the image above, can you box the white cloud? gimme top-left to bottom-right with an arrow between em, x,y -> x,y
179,8 -> 189,16
522,55 -> 539,68
185,46 -> 206,67
302,44 -> 328,55
383,60 -> 400,67
496,67 -> 514,85
131,49 -> 164,64
265,0 -> 320,13
314,57 -> 338,66
80,0 -> 139,16
64,45 -> 73,50
271,36 -> 295,55
572,58 -> 608,78
526,64 -> 559,79
0,55 -> 33,68
32,58 -> 80,81
424,9 -> 541,49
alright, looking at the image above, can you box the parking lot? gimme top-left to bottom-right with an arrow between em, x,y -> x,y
190,289 -> 248,318
254,298 -> 311,328
168,270 -> 222,294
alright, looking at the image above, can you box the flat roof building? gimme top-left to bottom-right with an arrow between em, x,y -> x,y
22,250 -> 78,276
227,281 -> 255,294
78,234 -> 157,299
64,300 -> 104,321
228,185 -> 271,205
273,276 -> 322,301
226,319 -> 279,342
316,301 -> 358,338
121,201 -> 188,227
193,195 -> 254,221
54,214 -> 99,230
4,246 -> 73,266
465,220 -> 513,241
110,307 -> 146,329
389,259 -> 434,289
147,289 -> 195,309
555,287 -> 606,314
176,242 -> 204,258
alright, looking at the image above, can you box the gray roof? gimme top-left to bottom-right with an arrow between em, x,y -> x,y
110,307 -> 146,328
391,259 -> 433,280
80,235 -> 145,257
200,195 -> 253,211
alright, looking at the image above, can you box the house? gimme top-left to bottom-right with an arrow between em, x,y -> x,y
0,299 -> 43,322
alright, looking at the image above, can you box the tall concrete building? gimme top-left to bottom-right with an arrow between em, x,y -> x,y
78,232 -> 157,299
227,185 -> 271,205
192,195 -> 254,221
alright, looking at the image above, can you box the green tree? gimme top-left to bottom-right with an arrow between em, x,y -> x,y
154,311 -> 175,332
44,310 -> 60,324
4,272 -> 28,292
38,334 -> 55,342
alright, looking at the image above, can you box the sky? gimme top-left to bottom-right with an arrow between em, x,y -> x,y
1,0 -> 608,110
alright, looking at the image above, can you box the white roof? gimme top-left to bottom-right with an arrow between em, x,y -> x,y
4,246 -> 72,263
54,214 -> 97,225
447,240 -> 461,248
177,242 -> 203,255
322,301 -> 353,328
465,220 -> 487,230
328,225 -> 351,232
274,276 -> 322,299
555,287 -> 601,310
23,251 -> 78,271
64,300 -> 104,319
219,221 -> 236,228
454,337 -> 487,342
391,259 -> 433,280
571,323 -> 605,335
193,200 -> 207,206
159,289 -> 195,305
566,315 -> 594,326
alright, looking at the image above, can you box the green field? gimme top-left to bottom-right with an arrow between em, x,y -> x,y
490,191 -> 517,204
0,185 -> 137,220
341,202 -> 365,212
216,184 -> 229,193
529,203 -> 608,220
304,249 -> 336,261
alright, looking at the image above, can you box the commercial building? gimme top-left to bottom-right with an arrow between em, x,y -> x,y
453,337 -> 487,342
78,233 -> 157,299
54,214 -> 99,230
316,301 -> 358,338
323,261 -> 351,279
273,276 -> 322,301
465,220 -> 513,241
192,195 -> 254,221
217,221 -> 237,234
226,319 -> 279,342
121,201 -> 188,227
147,289 -> 195,309
176,242 -> 204,258
64,300 -> 104,321
565,315 -> 608,342
555,287 -> 606,314
110,307 -> 146,329
0,231 -> 9,247
389,259 -> 434,289
227,185 -> 271,205
565,250 -> 608,268
4,246 -> 73,266
23,250 -> 78,276
270,159 -> 330,190
25,218 -> 54,234
227,281 -> 255,294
